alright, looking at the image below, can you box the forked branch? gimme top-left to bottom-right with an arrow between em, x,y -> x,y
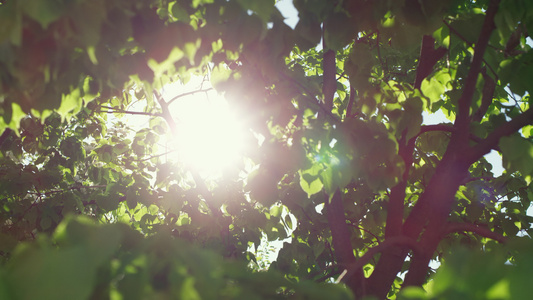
338,236 -> 421,284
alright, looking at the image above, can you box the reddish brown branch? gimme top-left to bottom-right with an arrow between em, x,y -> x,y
323,49 -> 336,112
325,190 -> 362,295
454,0 -> 500,134
280,72 -> 340,124
445,222 -> 507,243
385,132 -> 416,238
326,191 -> 357,267
415,124 -> 487,147
414,36 -> 447,89
466,108 -> 533,164
0,128 -> 13,148
444,21 -> 499,78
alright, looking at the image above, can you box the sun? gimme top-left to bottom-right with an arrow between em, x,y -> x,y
164,81 -> 246,176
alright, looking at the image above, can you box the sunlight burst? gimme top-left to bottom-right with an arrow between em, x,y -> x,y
165,83 -> 246,176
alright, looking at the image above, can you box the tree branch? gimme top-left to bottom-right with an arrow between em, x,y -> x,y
454,0 -> 500,134
444,20 -> 498,78
460,176 -> 495,185
325,190 -> 362,294
445,222 -> 507,243
154,91 -> 179,136
0,128 -> 13,149
100,106 -> 162,117
414,36 -> 447,89
385,132 -> 415,238
326,191 -> 357,266
414,124 -> 488,148
338,236 -> 421,284
166,88 -> 214,106
27,185 -> 107,196
280,72 -> 340,124
466,108 -> 533,164
322,28 -> 336,112
134,150 -> 177,162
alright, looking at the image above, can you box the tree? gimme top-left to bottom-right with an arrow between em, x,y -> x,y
1,0 -> 533,299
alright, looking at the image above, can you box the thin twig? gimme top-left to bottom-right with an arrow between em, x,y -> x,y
166,88 -> 214,105
134,150 -> 178,162
348,221 -> 381,243
26,185 -> 107,196
100,106 -> 162,117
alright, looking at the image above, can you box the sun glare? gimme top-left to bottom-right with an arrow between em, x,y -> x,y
164,81 -> 246,176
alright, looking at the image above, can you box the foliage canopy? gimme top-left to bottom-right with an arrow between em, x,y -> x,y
1,0 -> 533,299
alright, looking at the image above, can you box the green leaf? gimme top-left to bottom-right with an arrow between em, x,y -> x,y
0,105 -> 20,132
320,154 -> 354,195
284,214 -> 293,230
299,164 -> 324,197
210,65 -> 233,90
57,89 -> 83,119
433,25 -> 450,49
294,12 -> 321,51
398,286 -> 428,299
428,246 -> 507,298
270,205 -> 282,218
147,47 -> 185,77
181,277 -> 202,300
0,1 -> 22,45
192,0 -> 214,9
299,174 -> 323,197
499,135 -> 533,180
502,219 -> 519,237
170,2 -> 191,23
20,0 -> 66,29
8,245 -> 96,300
7,217 -> 121,300
320,165 -> 334,194
87,46 -> 98,65
325,12 -> 355,51
421,76 -> 445,104
96,194 -> 120,212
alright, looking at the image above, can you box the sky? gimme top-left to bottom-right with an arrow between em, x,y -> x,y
275,0 -> 298,29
